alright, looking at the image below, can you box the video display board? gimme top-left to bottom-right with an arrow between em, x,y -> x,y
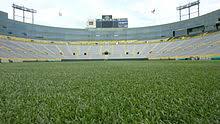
96,15 -> 128,28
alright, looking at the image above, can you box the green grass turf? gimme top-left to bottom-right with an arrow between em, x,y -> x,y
0,61 -> 220,123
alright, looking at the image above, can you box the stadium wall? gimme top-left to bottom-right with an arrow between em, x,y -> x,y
0,10 -> 220,41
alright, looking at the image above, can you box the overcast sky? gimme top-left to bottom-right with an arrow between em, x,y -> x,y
0,0 -> 219,28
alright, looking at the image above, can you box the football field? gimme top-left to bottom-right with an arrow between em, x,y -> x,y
0,61 -> 219,123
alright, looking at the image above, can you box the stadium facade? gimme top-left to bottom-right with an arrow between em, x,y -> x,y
0,10 -> 220,62
0,10 -> 220,41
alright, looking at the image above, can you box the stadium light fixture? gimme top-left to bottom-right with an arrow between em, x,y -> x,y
177,0 -> 200,21
12,3 -> 37,24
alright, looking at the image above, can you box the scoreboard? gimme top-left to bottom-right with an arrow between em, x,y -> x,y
95,15 -> 128,28
117,18 -> 128,28
102,15 -> 112,20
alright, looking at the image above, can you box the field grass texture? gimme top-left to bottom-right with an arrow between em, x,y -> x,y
0,61 -> 220,123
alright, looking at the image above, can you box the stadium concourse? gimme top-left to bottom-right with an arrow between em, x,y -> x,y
0,9 -> 220,62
